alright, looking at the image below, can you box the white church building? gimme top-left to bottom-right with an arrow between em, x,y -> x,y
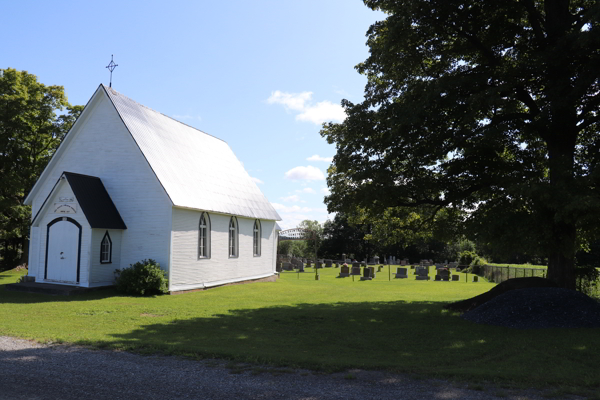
24,84 -> 281,293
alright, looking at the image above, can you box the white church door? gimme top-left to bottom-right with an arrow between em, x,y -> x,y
45,217 -> 81,283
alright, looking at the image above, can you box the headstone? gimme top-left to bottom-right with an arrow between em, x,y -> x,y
415,266 -> 430,280
334,262 -> 339,268
373,255 -> 380,265
298,263 -> 305,272
360,267 -> 372,280
368,266 -> 376,279
346,258 -> 352,263
325,260 -> 332,268
400,259 -> 406,266
451,274 -> 459,281
395,267 -> 408,279
434,275 -> 441,281
339,265 -> 350,277
283,262 -> 293,271
436,268 -> 450,281
473,276 -> 479,282
351,263 -> 361,275
342,253 -> 347,262
315,261 -> 322,269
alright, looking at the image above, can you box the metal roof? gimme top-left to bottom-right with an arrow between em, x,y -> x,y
102,85 -> 281,221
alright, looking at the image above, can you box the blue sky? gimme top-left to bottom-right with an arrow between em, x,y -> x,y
2,0 -> 384,229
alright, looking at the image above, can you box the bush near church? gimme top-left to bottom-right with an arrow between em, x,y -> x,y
114,259 -> 168,296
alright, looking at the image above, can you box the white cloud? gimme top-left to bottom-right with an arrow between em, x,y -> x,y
251,177 -> 264,184
284,166 -> 325,181
267,91 -> 312,111
267,90 -> 346,125
307,154 -> 333,163
280,195 -> 302,203
272,203 -> 313,213
321,187 -> 331,195
296,101 -> 346,125
296,187 -> 315,194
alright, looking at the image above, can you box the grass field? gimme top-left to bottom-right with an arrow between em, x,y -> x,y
1,266 -> 599,396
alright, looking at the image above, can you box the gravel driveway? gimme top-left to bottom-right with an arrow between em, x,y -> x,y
0,336 -> 572,400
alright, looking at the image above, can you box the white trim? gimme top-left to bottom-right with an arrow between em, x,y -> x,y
169,272 -> 276,292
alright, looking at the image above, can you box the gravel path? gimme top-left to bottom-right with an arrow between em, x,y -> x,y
0,336 -> 571,400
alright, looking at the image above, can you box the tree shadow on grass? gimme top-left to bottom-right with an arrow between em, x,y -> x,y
89,301 -> 600,388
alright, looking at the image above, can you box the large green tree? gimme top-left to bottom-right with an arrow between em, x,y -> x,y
322,0 -> 599,289
0,69 -> 82,264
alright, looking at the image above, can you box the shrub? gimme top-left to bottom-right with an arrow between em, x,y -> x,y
114,259 -> 168,296
459,251 -> 477,266
575,265 -> 600,298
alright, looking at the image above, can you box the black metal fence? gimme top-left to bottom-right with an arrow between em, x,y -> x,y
478,265 -> 546,284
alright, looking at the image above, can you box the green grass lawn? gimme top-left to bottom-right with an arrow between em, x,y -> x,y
1,266 -> 599,395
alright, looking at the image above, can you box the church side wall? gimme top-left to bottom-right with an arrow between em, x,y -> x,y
28,93 -> 173,279
170,207 -> 276,291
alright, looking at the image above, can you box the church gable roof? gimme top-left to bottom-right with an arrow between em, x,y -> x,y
32,172 -> 127,229
102,85 -> 281,221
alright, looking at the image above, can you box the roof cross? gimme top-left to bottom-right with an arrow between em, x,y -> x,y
105,55 -> 118,88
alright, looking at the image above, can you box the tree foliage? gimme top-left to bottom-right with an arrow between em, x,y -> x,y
0,69 -> 82,244
322,0 -> 600,289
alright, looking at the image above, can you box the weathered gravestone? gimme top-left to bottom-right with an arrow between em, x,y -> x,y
298,263 -> 305,272
451,274 -> 459,281
325,260 -> 332,268
395,267 -> 408,279
436,268 -> 450,281
415,266 -> 430,280
360,267 -> 373,280
400,259 -> 406,266
351,263 -> 361,276
339,265 -> 350,277
306,260 -> 312,268
283,262 -> 293,271
368,266 -> 376,279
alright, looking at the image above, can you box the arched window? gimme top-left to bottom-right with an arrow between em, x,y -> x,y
253,220 -> 261,256
198,212 -> 211,259
229,217 -> 238,257
100,231 -> 112,264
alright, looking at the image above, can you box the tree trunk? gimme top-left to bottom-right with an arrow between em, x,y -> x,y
546,221 -> 576,290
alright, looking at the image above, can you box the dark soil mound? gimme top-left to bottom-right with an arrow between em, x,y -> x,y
462,287 -> 600,328
445,277 -> 557,312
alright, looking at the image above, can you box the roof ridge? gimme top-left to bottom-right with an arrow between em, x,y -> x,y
101,84 -> 226,143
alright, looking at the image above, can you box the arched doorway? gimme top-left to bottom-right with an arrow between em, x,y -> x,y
44,217 -> 81,283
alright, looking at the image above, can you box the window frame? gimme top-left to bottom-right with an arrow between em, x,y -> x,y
198,212 -> 211,259
100,231 -> 112,264
253,219 -> 261,257
228,216 -> 238,258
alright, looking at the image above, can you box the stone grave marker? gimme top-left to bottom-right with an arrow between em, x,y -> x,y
451,274 -> 459,281
351,263 -> 361,276
368,266 -> 376,278
436,268 -> 450,281
395,267 -> 408,279
415,266 -> 430,280
283,262 -> 293,271
360,267 -> 373,281
325,260 -> 332,268
339,265 -> 350,277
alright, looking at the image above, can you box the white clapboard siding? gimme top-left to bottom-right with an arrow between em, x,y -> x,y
89,229 -> 122,285
170,207 -> 276,290
29,91 -> 173,275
